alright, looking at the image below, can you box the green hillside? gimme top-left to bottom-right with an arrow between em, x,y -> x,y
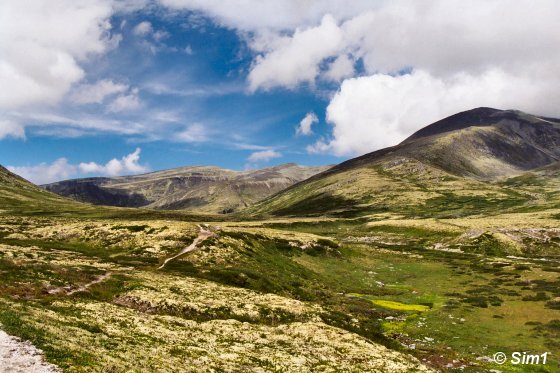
251,108 -> 560,218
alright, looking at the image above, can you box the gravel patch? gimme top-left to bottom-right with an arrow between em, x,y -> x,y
0,329 -> 61,373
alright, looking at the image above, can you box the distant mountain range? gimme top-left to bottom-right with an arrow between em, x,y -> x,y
42,163 -> 330,213
4,107 -> 560,217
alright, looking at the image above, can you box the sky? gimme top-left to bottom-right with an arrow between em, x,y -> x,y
1,0 -> 559,184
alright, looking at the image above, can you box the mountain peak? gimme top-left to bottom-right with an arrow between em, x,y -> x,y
403,107 -> 537,142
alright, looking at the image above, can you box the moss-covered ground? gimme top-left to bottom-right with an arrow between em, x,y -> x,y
1,163 -> 559,371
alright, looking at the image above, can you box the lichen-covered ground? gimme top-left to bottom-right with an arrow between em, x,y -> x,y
0,216 -> 434,372
0,211 -> 558,372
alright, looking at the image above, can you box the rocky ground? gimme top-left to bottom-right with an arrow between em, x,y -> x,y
0,329 -> 61,373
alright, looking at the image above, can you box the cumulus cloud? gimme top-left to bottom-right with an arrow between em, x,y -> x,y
153,30 -> 170,41
71,80 -> 129,104
323,55 -> 355,82
70,80 -> 142,113
0,0 -> 118,137
248,14 -> 344,91
8,148 -> 149,184
173,0 -> 560,92
8,158 -> 77,185
79,148 -> 149,176
0,0 -> 115,109
296,112 -> 318,136
4,0 -> 560,160
159,0 -> 374,31
133,21 -> 153,36
309,69 -> 550,156
161,0 -> 560,156
247,150 -> 282,163
113,0 -> 150,13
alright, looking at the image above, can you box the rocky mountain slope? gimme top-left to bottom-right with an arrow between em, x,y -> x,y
43,163 -> 329,213
251,108 -> 560,217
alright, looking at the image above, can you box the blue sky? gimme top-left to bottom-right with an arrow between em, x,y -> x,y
1,7 -> 341,183
1,1 -> 559,184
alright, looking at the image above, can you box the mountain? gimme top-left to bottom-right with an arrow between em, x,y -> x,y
0,165 -> 84,214
251,108 -> 560,217
43,163 -> 330,213
400,107 -> 560,178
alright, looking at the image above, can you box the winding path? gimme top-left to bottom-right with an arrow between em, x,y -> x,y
67,272 -> 113,296
47,272 -> 112,296
158,224 -> 215,269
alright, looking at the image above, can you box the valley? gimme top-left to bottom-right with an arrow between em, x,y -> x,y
1,108 -> 559,372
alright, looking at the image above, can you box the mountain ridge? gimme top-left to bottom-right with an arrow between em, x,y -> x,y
43,163 -> 330,213
250,107 -> 560,217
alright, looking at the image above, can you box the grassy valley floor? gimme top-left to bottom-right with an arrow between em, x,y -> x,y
0,208 -> 558,371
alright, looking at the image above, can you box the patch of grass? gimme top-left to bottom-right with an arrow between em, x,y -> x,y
522,292 -> 550,301
366,224 -> 459,243
370,298 -> 430,312
111,224 -> 150,232
419,191 -> 528,218
270,193 -> 368,217
545,299 -> 560,310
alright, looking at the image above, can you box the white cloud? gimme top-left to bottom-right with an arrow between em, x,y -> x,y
247,150 -> 282,163
248,14 -> 344,91
159,0 -> 374,31
79,148 -> 149,176
310,69 -> 551,156
71,80 -> 129,104
231,141 -> 270,151
296,112 -> 318,136
16,112 -> 146,136
132,21 -> 173,54
323,55 -> 354,82
107,89 -> 141,112
113,0 -> 150,13
176,123 -> 207,143
0,0 -> 115,110
0,0 -> 119,138
165,1 -> 560,91
8,158 -> 77,185
7,148 -> 150,184
133,21 -> 153,36
3,0 -> 559,160
153,30 -> 170,41
0,119 -> 26,140
160,0 -> 560,156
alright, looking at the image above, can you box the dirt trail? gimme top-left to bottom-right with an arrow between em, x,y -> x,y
48,272 -> 112,296
158,224 -> 215,269
67,272 -> 112,295
0,329 -> 61,373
